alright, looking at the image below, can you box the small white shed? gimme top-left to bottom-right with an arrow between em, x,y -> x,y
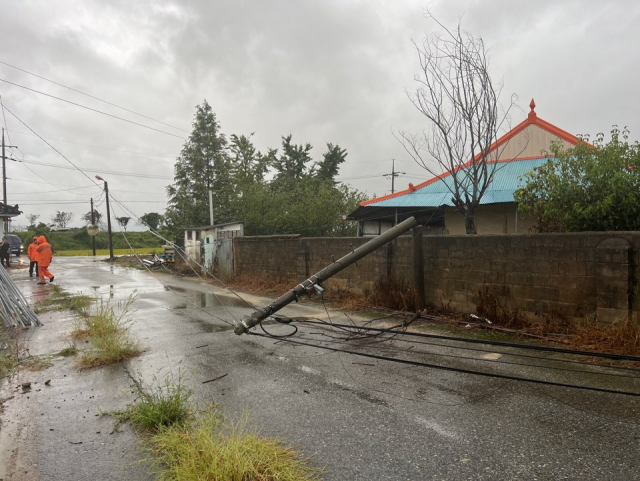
183,221 -> 244,268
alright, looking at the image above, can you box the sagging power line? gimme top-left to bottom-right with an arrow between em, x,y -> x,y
0,78 -> 186,139
0,59 -> 189,134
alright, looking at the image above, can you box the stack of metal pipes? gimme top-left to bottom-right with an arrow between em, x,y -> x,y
0,265 -> 42,327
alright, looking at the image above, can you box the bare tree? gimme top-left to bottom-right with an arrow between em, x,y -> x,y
82,209 -> 102,225
398,15 -> 517,234
51,211 -> 74,228
26,214 -> 39,226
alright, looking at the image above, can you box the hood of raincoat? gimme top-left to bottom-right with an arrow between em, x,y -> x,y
37,235 -> 47,244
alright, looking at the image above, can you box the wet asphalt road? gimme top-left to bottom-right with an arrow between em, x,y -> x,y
1,256 -> 640,480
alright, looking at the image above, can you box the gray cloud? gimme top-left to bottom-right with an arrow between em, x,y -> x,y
0,0 -> 638,229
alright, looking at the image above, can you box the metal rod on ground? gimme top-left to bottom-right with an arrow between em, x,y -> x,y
0,264 -> 42,327
234,216 -> 418,335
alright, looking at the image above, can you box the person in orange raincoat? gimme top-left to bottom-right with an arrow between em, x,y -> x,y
35,235 -> 54,284
27,236 -> 39,277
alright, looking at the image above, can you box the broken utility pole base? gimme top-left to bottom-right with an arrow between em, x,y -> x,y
234,216 -> 418,335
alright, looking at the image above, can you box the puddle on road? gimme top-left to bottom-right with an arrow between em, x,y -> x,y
6,258 -> 28,267
194,318 -> 234,333
172,292 -> 247,309
88,284 -> 115,299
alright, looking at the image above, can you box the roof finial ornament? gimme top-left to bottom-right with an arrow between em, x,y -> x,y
528,98 -> 537,119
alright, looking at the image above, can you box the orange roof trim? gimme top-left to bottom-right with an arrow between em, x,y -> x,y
360,155 -> 551,206
361,100 -> 581,207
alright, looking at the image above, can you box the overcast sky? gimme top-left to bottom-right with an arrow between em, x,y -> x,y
0,0 -> 638,231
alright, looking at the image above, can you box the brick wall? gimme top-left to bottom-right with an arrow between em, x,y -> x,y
234,232 -> 640,324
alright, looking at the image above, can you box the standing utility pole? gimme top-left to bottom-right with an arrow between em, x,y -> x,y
208,190 -> 214,226
383,159 -> 405,194
1,129 -> 17,234
90,198 -> 96,256
95,176 -> 114,260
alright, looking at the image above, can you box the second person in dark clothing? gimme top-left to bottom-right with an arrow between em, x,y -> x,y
0,237 -> 11,268
27,236 -> 39,277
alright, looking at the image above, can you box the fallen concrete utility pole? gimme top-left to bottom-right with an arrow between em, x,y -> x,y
234,216 -> 418,335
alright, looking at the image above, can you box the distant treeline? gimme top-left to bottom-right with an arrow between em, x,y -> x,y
14,227 -> 165,252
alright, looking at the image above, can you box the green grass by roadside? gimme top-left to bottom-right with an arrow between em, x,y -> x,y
34,285 -> 94,313
71,294 -> 143,368
112,371 -> 322,481
56,248 -> 161,256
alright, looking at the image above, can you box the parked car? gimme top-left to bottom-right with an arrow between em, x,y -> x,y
5,234 -> 22,256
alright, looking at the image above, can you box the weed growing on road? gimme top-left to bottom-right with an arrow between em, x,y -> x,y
0,328 -> 17,377
57,344 -> 78,357
0,348 -> 18,378
34,285 -> 94,314
111,370 -> 322,480
0,326 -> 52,376
72,294 -> 142,368
116,369 -> 193,432
145,408 -> 322,481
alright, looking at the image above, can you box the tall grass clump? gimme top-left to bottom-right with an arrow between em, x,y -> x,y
72,293 -> 142,368
0,330 -> 19,377
569,318 -> 640,356
112,370 -> 322,480
369,276 -> 419,312
119,369 -> 193,432
146,409 -> 322,481
0,327 -> 26,378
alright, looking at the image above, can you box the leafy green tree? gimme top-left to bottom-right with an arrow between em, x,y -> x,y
272,135 -> 312,181
165,101 -> 233,239
314,143 -> 347,181
139,212 -> 163,231
516,127 -> 640,232
229,133 -> 272,183
164,103 -> 364,238
236,177 -> 365,236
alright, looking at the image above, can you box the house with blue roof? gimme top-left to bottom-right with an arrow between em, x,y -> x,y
346,100 -> 582,236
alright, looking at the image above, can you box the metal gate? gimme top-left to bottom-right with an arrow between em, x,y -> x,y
203,235 -> 215,271
215,237 -> 234,277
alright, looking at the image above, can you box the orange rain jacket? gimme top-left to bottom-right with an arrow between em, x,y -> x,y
35,236 -> 53,267
27,240 -> 38,261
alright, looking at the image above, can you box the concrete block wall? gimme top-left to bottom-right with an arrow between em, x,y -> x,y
235,236 -> 414,295
234,232 -> 640,324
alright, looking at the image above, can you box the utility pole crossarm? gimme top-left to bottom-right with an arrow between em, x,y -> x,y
383,159 -> 405,194
234,216 -> 418,335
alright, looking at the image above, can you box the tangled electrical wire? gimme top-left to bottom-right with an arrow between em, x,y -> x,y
248,307 -> 640,398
